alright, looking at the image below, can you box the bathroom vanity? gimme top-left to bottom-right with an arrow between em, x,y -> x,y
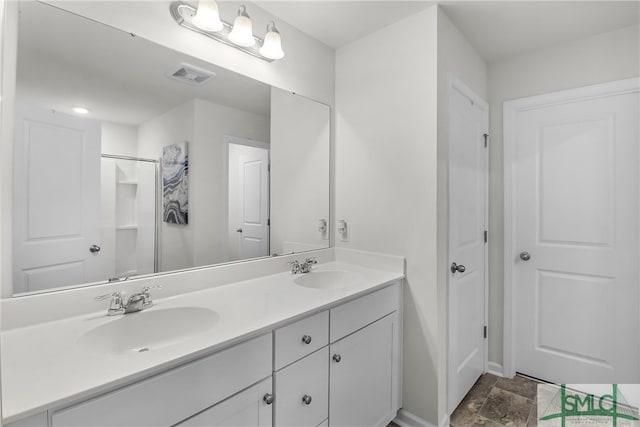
1,250 -> 404,427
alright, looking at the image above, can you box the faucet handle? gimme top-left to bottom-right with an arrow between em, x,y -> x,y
141,284 -> 162,294
95,291 -> 122,301
305,257 -> 318,265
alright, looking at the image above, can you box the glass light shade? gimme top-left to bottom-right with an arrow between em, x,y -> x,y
228,6 -> 255,47
192,0 -> 223,32
259,24 -> 284,60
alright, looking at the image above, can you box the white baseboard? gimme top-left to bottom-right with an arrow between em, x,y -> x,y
487,361 -> 504,377
393,409 -> 449,427
393,409 -> 433,427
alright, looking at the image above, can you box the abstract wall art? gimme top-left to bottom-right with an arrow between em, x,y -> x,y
162,142 -> 188,224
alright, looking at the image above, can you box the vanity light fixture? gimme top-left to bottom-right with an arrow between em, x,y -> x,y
228,6 -> 255,47
72,106 -> 90,114
259,21 -> 285,60
169,1 -> 285,62
191,0 -> 223,32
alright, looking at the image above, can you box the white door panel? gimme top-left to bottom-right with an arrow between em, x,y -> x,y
239,149 -> 269,259
13,104 -> 102,293
448,79 -> 488,413
510,80 -> 639,383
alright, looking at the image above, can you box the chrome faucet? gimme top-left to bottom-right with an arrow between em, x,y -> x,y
95,285 -> 161,315
289,257 -> 318,274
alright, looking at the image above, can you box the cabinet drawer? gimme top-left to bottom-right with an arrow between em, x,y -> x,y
51,334 -> 272,427
274,348 -> 329,427
274,311 -> 328,370
176,377 -> 273,427
330,283 -> 400,342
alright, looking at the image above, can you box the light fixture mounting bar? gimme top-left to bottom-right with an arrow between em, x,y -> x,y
170,1 -> 274,62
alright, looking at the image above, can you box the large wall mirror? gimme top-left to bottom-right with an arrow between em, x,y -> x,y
7,1 -> 330,296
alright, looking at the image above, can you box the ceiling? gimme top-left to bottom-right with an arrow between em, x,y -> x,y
256,1 -> 640,62
257,1 -> 437,49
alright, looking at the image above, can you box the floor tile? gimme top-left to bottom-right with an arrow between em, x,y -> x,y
479,388 -> 533,427
451,374 -> 500,427
526,402 -> 537,427
495,375 -> 539,400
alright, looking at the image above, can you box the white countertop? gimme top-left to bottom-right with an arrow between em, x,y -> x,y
1,259 -> 403,423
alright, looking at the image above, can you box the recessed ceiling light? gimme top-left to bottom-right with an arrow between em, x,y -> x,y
73,107 -> 90,114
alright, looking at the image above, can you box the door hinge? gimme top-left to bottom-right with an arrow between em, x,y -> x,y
483,133 -> 489,148
484,325 -> 488,339
267,218 -> 270,226
484,230 -> 488,243
268,164 -> 271,172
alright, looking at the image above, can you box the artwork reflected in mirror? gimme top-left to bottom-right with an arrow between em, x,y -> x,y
163,142 -> 189,225
9,1 -> 329,296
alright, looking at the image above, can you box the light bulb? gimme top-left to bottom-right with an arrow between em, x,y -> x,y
228,5 -> 255,47
192,0 -> 223,32
259,21 -> 284,60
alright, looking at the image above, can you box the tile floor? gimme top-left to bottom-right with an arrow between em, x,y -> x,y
387,373 -> 543,427
450,373 -> 541,427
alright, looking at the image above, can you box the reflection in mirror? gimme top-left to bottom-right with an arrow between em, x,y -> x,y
10,1 -> 330,296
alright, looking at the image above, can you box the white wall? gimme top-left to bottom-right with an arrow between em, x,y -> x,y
42,0 -> 335,106
192,99 -> 270,267
101,122 -> 138,157
335,6 -> 439,425
0,0 -> 7,416
0,0 -> 16,298
138,98 -> 269,272
487,24 -> 640,366
138,100 -> 196,272
436,7 -> 488,421
270,88 -> 330,256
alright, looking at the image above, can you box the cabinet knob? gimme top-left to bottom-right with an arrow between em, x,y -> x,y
263,393 -> 274,405
332,354 -> 341,363
301,335 -> 312,345
302,394 -> 312,405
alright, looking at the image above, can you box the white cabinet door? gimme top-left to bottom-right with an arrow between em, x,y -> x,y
329,313 -> 399,427
177,378 -> 272,427
274,348 -> 328,427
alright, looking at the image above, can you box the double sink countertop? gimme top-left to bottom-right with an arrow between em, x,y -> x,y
1,249 -> 404,424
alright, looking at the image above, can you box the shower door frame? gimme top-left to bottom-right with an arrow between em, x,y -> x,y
101,154 -> 160,275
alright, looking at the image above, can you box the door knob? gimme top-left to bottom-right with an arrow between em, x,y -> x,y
263,393 -> 274,405
333,354 -> 342,363
520,251 -> 531,261
302,394 -> 312,405
89,245 -> 101,253
450,262 -> 466,274
301,335 -> 312,345
236,228 -> 243,233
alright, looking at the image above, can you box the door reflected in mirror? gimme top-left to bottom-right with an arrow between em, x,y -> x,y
8,1 -> 330,296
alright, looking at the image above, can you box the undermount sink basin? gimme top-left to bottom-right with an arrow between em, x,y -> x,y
78,307 -> 219,355
294,270 -> 363,289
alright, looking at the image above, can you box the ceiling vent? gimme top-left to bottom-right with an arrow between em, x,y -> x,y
168,63 -> 216,86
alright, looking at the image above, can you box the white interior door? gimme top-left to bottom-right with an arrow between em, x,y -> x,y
13,104 -> 103,293
238,148 -> 269,259
448,78 -> 488,413
507,78 -> 639,383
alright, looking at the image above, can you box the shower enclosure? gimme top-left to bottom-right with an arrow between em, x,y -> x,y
100,155 -> 158,281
